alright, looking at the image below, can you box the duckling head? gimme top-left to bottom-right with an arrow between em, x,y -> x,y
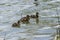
17,20 -> 20,24
36,12 -> 39,18
36,12 -> 39,15
26,15 -> 30,19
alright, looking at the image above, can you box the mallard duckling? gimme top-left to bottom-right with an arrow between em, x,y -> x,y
20,15 -> 30,23
12,20 -> 20,27
30,12 -> 39,18
34,3 -> 38,6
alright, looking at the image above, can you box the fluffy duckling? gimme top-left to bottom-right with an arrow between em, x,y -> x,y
30,12 -> 39,18
20,15 -> 30,23
12,20 -> 20,27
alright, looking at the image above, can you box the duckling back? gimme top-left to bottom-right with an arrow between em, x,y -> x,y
12,21 -> 20,27
12,23 -> 18,27
30,13 -> 39,18
20,15 -> 30,24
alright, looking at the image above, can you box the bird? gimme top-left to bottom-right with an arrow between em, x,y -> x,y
12,20 -> 20,27
33,2 -> 39,6
30,12 -> 39,18
20,15 -> 30,24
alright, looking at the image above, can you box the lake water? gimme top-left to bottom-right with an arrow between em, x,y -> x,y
0,0 -> 60,40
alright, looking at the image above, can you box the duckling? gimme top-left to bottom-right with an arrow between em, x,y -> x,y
33,3 -> 39,6
12,20 -> 20,27
30,12 -> 39,18
20,15 -> 30,23
34,0 -> 38,6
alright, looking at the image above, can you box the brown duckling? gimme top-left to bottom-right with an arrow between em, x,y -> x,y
12,20 -> 20,27
30,12 -> 39,18
20,15 -> 30,23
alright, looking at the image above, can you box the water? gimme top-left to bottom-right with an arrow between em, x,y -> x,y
0,0 -> 60,40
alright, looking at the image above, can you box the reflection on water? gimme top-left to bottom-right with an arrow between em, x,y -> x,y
0,0 -> 60,40
36,18 -> 39,24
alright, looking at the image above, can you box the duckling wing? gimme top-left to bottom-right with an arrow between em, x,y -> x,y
20,17 -> 27,21
31,15 -> 36,18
